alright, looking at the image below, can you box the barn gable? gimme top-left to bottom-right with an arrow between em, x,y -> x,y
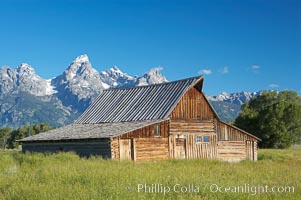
170,85 -> 217,120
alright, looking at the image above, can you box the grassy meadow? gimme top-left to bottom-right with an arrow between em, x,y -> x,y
0,147 -> 301,200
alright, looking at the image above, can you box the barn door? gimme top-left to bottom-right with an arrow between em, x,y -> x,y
246,140 -> 254,160
175,138 -> 186,159
119,139 -> 132,160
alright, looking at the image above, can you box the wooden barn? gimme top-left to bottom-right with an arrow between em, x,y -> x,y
18,76 -> 260,162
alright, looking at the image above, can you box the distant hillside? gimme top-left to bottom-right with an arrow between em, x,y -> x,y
207,91 -> 261,122
0,91 -> 74,128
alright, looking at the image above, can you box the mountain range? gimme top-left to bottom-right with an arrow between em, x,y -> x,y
0,54 -> 259,128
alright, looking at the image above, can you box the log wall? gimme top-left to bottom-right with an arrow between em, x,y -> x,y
170,120 -> 215,135
215,120 -> 258,161
111,120 -> 169,160
246,140 -> 257,161
134,138 -> 169,161
169,120 -> 217,159
216,120 -> 258,141
217,141 -> 246,162
119,120 -> 169,139
111,137 -> 120,159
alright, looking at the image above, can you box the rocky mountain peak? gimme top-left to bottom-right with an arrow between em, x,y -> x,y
14,63 -> 54,96
100,66 -> 133,88
135,67 -> 168,86
106,66 -> 129,77
64,55 -> 94,80
207,91 -> 261,105
111,65 -> 121,72
52,55 -> 106,109
0,66 -> 17,93
16,63 -> 36,76
1,66 -> 15,77
73,54 -> 89,63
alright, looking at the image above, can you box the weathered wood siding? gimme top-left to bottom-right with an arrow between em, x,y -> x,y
170,86 -> 215,120
111,137 -> 120,159
111,121 -> 169,160
168,85 -> 258,161
134,138 -> 169,161
119,121 -> 169,139
169,86 -> 218,160
246,140 -> 257,161
216,120 -> 258,141
170,120 -> 215,135
22,139 -> 111,157
169,120 -> 217,159
217,141 -> 246,162
216,120 -> 258,161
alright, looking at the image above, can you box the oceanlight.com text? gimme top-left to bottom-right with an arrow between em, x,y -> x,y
209,184 -> 295,195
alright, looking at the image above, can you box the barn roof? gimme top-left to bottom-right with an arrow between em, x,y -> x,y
75,76 -> 203,123
18,119 -> 165,142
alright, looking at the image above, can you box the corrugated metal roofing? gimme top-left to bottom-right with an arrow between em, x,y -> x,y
18,120 -> 165,142
76,76 -> 203,123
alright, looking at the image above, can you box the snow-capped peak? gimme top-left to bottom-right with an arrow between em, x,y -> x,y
65,54 -> 94,80
207,91 -> 261,105
99,66 -> 134,88
16,63 -> 35,74
136,67 -> 168,86
15,63 -> 41,83
111,66 -> 122,73
73,54 -> 89,63
11,63 -> 58,96
0,65 -> 15,77
106,66 -> 129,77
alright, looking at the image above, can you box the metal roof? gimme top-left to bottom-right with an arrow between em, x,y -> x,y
75,76 -> 203,123
18,120 -> 165,142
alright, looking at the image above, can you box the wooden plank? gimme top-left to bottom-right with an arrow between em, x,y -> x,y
134,138 -> 169,161
119,120 -> 169,139
132,138 -> 136,161
217,141 -> 246,161
119,139 -> 131,160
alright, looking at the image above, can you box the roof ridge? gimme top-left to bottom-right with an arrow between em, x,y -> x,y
102,75 -> 202,91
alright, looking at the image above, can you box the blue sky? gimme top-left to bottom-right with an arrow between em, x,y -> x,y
0,0 -> 300,95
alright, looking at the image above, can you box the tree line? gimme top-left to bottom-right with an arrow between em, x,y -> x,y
0,122 -> 52,149
234,90 -> 301,149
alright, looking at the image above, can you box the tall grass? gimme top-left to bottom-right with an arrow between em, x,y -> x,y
0,147 -> 300,200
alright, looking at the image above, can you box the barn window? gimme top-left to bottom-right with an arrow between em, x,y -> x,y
203,136 -> 209,143
196,136 -> 201,143
154,124 -> 161,137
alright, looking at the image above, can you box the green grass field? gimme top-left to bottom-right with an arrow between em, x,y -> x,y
1,147 -> 301,200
